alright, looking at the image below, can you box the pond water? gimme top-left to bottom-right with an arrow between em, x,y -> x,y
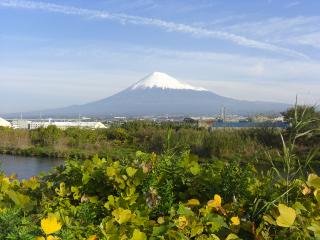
0,154 -> 64,180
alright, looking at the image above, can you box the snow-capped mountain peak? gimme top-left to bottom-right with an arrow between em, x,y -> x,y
130,72 -> 207,91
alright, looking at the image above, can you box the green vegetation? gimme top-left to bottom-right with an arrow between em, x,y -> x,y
0,105 -> 319,239
0,119 -> 290,162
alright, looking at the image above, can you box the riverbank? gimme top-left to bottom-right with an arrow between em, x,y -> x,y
1,122 -> 319,165
0,145 -> 137,160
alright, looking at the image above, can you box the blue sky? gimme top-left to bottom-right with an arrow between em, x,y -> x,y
1,0 -> 320,113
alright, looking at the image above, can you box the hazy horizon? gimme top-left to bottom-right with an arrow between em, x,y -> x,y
1,0 -> 320,113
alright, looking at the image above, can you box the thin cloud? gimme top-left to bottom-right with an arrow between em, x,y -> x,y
0,0 -> 309,59
285,32 -> 320,49
225,16 -> 320,49
226,16 -> 320,37
286,1 -> 301,8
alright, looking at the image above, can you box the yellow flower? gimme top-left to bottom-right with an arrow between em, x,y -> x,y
302,184 -> 311,195
207,194 -> 222,208
186,199 -> 200,206
142,165 -> 149,174
35,237 -> 45,240
46,236 -> 61,240
40,214 -> 62,235
231,216 -> 240,226
157,216 -> 165,224
177,216 -> 188,229
276,204 -> 296,228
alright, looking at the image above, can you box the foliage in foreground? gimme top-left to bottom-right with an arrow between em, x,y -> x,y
0,141 -> 319,240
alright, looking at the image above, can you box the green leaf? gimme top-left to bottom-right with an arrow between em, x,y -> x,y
106,167 -> 116,177
126,167 -> 138,177
104,195 -> 116,210
89,196 -> 99,203
263,215 -> 276,225
71,186 -> 80,200
112,208 -> 132,224
21,177 -> 40,190
6,190 -> 34,211
307,222 -> 320,236
131,229 -> 147,240
226,233 -> 240,240
307,174 -> 320,189
135,151 -> 144,158
177,204 -> 194,216
152,225 -> 167,236
292,202 -> 307,214
190,161 -> 201,175
82,173 -> 91,184
315,190 -> 320,203
206,215 -> 228,232
208,234 -> 220,240
55,182 -> 67,197
190,225 -> 204,237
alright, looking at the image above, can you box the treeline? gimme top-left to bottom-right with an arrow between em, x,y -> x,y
0,123 -> 283,161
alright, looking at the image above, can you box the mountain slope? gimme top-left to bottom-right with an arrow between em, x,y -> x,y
7,72 -> 290,117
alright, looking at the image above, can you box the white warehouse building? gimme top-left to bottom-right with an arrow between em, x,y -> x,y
28,121 -> 107,130
0,117 -> 12,128
11,119 -> 107,130
11,119 -> 30,129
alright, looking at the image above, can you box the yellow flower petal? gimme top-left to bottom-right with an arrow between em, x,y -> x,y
231,216 -> 240,225
40,214 -> 62,235
187,199 -> 200,206
276,204 -> 296,228
177,216 -> 188,229
157,216 -> 165,224
302,184 -> 311,195
35,237 -> 45,240
142,165 -> 149,174
46,236 -> 61,240
207,194 -> 222,208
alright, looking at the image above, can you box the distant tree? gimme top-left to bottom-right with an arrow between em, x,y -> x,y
282,105 -> 320,130
282,105 -> 320,147
31,125 -> 62,147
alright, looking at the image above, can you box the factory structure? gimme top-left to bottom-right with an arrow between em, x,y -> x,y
8,119 -> 107,130
0,117 -> 12,128
186,107 -> 288,130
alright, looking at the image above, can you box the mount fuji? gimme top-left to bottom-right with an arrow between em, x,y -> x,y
11,72 -> 290,117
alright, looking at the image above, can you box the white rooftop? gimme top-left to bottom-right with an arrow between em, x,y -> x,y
0,117 -> 11,127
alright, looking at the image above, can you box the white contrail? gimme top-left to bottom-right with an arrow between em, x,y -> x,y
0,0 -> 309,59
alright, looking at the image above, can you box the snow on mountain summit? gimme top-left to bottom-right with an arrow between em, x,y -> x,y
130,72 -> 207,91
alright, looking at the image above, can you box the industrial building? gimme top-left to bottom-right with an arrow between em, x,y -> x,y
30,121 -> 107,130
11,119 -> 107,130
0,117 -> 12,128
11,119 -> 29,129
